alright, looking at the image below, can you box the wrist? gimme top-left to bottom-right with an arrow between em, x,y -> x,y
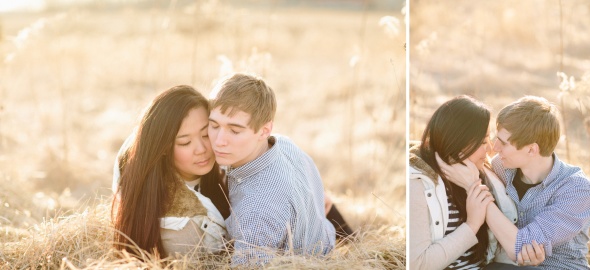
465,220 -> 480,234
465,178 -> 482,190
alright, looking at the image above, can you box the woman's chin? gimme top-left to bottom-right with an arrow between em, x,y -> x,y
471,159 -> 484,171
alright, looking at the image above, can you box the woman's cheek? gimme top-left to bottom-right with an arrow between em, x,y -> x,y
468,155 -> 484,171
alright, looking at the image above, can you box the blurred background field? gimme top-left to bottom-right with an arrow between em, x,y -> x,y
410,0 -> 590,175
0,0 -> 405,268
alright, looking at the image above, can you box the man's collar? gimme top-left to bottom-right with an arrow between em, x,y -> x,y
538,153 -> 561,186
226,136 -> 278,181
519,153 -> 560,186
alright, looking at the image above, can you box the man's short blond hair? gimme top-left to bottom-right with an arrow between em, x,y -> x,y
496,96 -> 560,157
210,73 -> 276,132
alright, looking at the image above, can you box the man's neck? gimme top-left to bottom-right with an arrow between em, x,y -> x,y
231,137 -> 271,169
253,138 -> 271,161
520,155 -> 554,184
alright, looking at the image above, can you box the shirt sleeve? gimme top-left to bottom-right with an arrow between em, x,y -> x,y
491,155 -> 508,185
230,205 -> 291,266
409,177 -> 479,270
515,178 -> 590,256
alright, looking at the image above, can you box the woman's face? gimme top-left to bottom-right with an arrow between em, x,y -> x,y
173,107 -> 215,181
467,129 -> 491,170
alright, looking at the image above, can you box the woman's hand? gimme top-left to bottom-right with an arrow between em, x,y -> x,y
435,152 -> 479,190
465,181 -> 495,234
324,193 -> 333,216
517,240 -> 545,266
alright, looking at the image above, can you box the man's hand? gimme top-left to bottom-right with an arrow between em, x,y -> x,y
517,240 -> 545,266
435,152 -> 479,190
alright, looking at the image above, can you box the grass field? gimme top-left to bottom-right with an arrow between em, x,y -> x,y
410,0 -> 590,173
0,1 -> 405,269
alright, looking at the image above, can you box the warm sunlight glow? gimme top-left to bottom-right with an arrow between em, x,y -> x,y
0,0 -> 45,12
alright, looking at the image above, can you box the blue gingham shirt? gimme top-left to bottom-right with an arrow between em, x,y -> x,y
225,134 -> 335,266
492,153 -> 590,269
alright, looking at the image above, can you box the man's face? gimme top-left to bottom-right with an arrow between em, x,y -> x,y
492,128 -> 531,169
208,107 -> 269,168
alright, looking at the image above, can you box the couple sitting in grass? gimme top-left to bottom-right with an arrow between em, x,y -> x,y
410,95 -> 590,269
111,73 -> 353,266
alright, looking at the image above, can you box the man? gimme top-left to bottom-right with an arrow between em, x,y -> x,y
208,73 -> 335,266
487,96 -> 590,269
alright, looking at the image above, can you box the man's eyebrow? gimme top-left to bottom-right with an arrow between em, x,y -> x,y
208,118 -> 248,129
497,136 -> 507,144
228,123 -> 247,129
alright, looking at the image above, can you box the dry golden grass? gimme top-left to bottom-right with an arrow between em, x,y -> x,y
410,0 -> 590,174
0,1 -> 405,269
0,198 -> 404,269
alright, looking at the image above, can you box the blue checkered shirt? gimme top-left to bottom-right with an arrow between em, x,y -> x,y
492,153 -> 590,269
225,135 -> 335,266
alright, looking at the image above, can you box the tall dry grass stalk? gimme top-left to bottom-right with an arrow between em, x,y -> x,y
347,0 -> 369,185
557,0 -> 571,162
557,71 -> 590,173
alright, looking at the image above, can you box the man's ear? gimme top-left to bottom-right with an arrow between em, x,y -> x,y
259,121 -> 273,139
527,143 -> 540,156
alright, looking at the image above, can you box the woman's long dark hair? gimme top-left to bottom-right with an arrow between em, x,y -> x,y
419,95 -> 491,264
201,166 -> 230,219
112,85 -> 228,257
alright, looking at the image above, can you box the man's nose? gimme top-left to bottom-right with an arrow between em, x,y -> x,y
492,139 -> 501,152
214,129 -> 227,146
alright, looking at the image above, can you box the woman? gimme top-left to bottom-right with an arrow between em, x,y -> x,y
410,95 -> 497,269
112,85 -> 228,258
